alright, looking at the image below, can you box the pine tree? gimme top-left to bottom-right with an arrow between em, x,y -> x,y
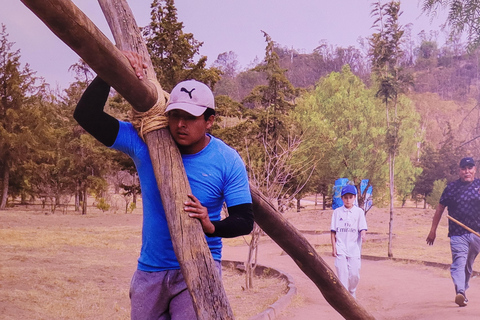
61,62 -> 116,214
142,0 -> 221,92
0,24 -> 39,209
235,32 -> 305,289
241,31 -> 301,199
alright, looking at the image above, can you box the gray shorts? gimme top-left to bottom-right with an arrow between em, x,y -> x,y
129,261 -> 221,320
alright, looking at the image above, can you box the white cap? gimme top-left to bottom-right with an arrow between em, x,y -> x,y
165,80 -> 215,116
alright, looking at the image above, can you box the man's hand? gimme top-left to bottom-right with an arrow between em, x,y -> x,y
122,50 -> 147,80
184,194 -> 215,234
426,230 -> 436,246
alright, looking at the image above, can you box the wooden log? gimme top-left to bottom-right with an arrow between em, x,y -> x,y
20,1 -> 376,319
144,130 -> 233,320
97,1 -> 234,319
251,186 -> 375,320
20,0 -> 233,319
19,0 -> 156,112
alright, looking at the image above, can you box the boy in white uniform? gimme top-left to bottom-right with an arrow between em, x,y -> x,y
330,185 -> 367,298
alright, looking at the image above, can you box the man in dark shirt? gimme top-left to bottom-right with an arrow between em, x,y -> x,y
426,157 -> 480,307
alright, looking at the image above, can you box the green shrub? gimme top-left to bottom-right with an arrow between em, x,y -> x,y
426,179 -> 447,208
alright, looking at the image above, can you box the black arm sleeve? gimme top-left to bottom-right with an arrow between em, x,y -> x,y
207,203 -> 254,238
73,76 -> 119,147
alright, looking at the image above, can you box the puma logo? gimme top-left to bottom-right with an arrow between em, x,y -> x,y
181,87 -> 195,99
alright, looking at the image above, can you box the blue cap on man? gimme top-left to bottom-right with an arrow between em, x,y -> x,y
341,185 -> 357,196
459,157 -> 475,168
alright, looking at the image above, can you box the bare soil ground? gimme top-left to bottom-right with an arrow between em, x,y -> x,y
2,200 -> 480,319
0,204 -> 285,320
255,200 -> 480,319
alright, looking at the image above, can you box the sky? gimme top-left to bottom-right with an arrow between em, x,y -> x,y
1,0 -> 449,91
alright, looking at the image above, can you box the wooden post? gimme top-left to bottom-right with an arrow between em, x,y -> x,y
19,1 -> 376,319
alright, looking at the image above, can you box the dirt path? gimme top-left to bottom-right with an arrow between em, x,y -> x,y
223,239 -> 480,319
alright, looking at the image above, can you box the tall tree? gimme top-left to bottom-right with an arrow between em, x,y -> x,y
237,32 -> 304,288
61,61 -> 115,214
392,96 -> 423,207
369,1 -> 411,257
295,65 -> 389,211
422,0 -> 480,51
23,89 -> 76,212
242,31 -> 302,201
212,51 -> 242,99
0,24 -> 39,209
142,0 -> 221,92
414,127 -> 462,207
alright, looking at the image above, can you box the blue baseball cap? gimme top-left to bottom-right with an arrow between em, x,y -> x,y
341,185 -> 357,196
459,157 -> 475,168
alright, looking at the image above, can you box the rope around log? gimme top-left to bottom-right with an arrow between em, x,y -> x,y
129,78 -> 170,141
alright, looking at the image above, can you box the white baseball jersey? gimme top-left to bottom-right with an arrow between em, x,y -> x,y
331,205 -> 367,257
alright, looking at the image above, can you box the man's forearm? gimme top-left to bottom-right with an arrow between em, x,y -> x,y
208,203 -> 254,238
430,203 -> 446,231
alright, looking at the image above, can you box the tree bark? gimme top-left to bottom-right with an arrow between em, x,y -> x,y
82,183 -> 87,215
75,180 -> 80,211
388,153 -> 394,258
0,161 -> 9,209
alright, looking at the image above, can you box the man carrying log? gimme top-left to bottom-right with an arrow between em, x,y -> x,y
426,157 -> 480,307
74,51 -> 254,319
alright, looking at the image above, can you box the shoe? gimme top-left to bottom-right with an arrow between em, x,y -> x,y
455,292 -> 467,307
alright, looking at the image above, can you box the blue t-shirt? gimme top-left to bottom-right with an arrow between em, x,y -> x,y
440,178 -> 480,236
111,121 -> 252,272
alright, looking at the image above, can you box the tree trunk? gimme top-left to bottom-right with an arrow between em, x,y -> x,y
82,184 -> 87,215
296,198 -> 301,212
144,129 -> 233,319
75,180 -> 80,211
133,173 -> 138,205
250,186 -> 375,320
388,153 -> 394,258
0,161 -> 9,209
246,223 -> 261,290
